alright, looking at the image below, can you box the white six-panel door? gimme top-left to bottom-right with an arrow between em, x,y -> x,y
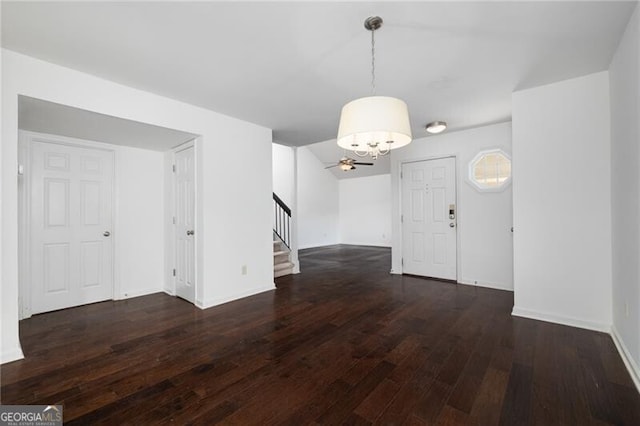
30,140 -> 114,314
401,157 -> 457,280
174,145 -> 195,303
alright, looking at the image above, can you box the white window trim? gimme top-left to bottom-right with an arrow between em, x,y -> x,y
467,148 -> 512,192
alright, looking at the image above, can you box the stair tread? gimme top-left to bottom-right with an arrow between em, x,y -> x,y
274,261 -> 295,271
273,250 -> 289,257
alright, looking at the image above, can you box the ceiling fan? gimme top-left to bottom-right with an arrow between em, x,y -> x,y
325,157 -> 374,171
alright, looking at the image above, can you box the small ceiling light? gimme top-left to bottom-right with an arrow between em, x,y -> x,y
337,16 -> 412,160
426,121 -> 447,134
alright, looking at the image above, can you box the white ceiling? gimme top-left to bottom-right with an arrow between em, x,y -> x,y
19,96 -> 197,151
2,1 -> 636,148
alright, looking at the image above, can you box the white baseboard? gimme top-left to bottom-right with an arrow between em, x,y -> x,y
385,274 -> 514,293
115,288 -> 161,300
1,347 -> 25,365
298,242 -> 340,250
458,279 -> 513,292
163,288 -> 176,296
611,326 -> 640,393
196,284 -> 276,310
339,242 -> 392,248
511,306 -> 611,333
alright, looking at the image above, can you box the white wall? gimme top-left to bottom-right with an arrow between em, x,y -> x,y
339,174 -> 392,247
115,144 -> 165,298
2,49 -> 273,363
296,145 -> 393,250
272,143 -> 295,207
609,5 -> 640,383
512,71 -> 612,331
297,146 -> 339,249
0,33 -> 9,360
390,122 -> 514,291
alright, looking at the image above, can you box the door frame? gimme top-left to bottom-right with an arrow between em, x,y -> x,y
165,139 -> 198,304
398,155 -> 461,282
18,130 -> 117,319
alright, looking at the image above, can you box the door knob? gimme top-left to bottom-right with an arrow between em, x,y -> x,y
449,223 -> 455,228
186,230 -> 194,236
103,231 -> 111,237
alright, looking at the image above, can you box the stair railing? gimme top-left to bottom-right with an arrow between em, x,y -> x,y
273,193 -> 291,249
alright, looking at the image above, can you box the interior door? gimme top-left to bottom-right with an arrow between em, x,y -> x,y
401,157 -> 457,280
30,140 -> 114,314
174,145 -> 195,303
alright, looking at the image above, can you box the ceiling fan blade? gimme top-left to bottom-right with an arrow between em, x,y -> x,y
325,164 -> 339,169
353,162 -> 374,166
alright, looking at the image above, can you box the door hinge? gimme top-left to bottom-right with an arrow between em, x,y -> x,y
172,268 -> 176,277
172,216 -> 176,225
172,164 -> 176,173
401,258 -> 404,266
400,171 -> 403,179
401,214 -> 403,223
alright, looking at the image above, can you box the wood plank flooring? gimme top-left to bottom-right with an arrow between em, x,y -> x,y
2,244 -> 639,424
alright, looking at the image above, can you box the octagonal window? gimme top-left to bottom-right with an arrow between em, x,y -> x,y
469,149 -> 511,191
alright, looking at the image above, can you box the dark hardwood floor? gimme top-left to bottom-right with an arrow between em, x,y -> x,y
2,244 -> 639,425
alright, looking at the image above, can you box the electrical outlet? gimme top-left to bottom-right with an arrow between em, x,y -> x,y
241,265 -> 247,275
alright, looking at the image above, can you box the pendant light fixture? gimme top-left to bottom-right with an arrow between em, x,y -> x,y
337,16 -> 412,160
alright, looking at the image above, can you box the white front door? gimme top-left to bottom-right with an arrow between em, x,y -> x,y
30,140 -> 114,314
174,145 -> 195,303
401,157 -> 457,280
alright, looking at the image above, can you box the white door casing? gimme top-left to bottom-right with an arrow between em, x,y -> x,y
174,145 -> 196,303
401,157 -> 457,280
30,140 -> 114,314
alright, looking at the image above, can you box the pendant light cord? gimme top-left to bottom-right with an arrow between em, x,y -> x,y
371,28 -> 376,95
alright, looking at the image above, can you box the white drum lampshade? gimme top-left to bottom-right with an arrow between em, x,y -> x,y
337,96 -> 412,157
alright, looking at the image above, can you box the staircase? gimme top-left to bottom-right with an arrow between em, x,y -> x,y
273,237 -> 294,277
273,192 -> 294,278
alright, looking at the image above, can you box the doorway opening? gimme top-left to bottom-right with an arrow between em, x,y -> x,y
18,96 -> 199,318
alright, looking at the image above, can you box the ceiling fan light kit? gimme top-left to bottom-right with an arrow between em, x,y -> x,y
426,121 -> 447,134
325,156 -> 375,172
340,163 -> 354,171
336,16 -> 413,160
